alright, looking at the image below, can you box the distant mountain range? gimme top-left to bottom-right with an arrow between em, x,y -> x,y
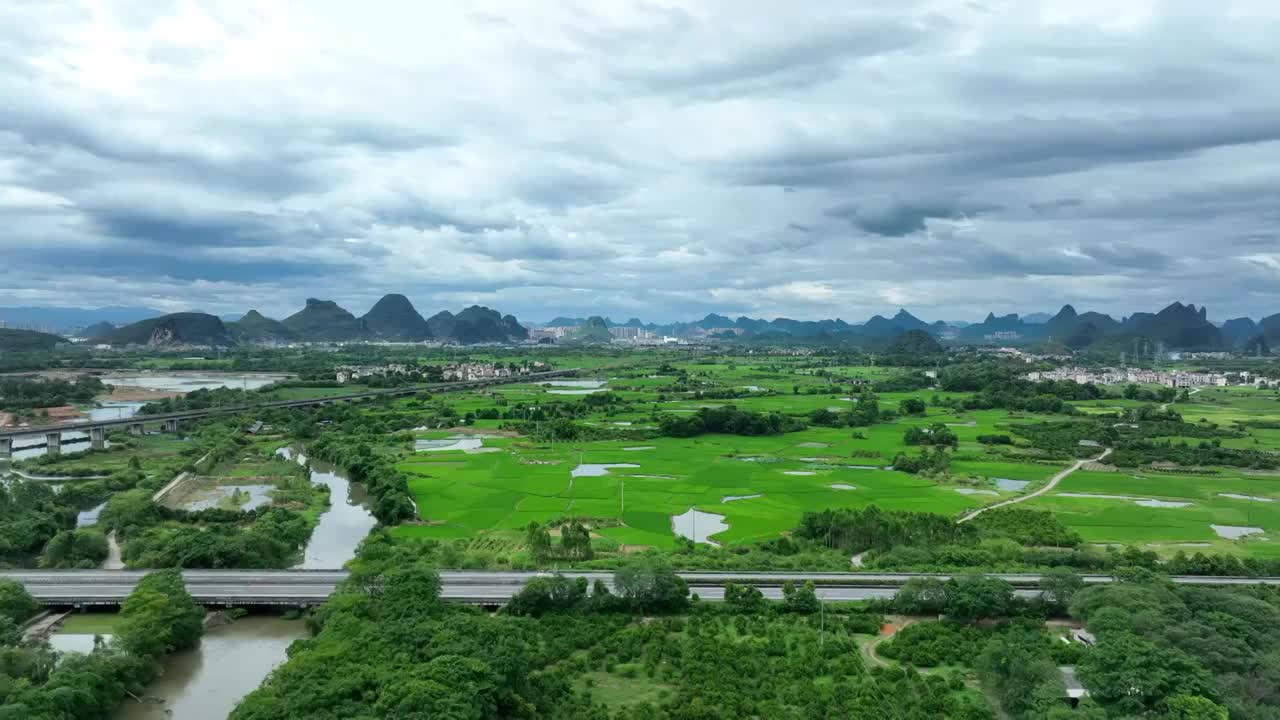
0,306 -> 164,333
89,295 -> 530,347
539,302 -> 1279,351
20,297 -> 1280,352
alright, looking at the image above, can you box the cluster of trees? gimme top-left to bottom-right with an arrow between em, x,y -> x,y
0,374 -> 106,411
308,435 -> 415,524
891,448 -> 952,475
1111,439 -> 1280,470
794,506 -> 977,554
658,405 -> 806,437
1069,578 -> 1277,718
525,520 -> 594,563
233,539 -> 990,719
118,507 -> 313,568
0,570 -> 205,717
903,423 -> 959,447
0,477 -> 116,568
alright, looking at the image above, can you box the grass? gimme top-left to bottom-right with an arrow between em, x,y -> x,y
59,612 -> 121,635
578,670 -> 673,708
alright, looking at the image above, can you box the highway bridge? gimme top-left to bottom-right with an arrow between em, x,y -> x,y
0,368 -> 582,457
3,569 -> 1277,608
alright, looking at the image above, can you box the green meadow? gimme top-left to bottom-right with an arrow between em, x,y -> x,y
390,361 -> 1078,550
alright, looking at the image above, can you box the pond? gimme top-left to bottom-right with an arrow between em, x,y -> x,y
671,508 -> 728,545
993,478 -> 1030,492
955,488 -> 998,496
722,494 -> 761,503
1211,524 -> 1265,540
1219,493 -> 1273,503
180,484 -> 276,512
571,463 -> 639,478
830,484 -> 857,491
544,379 -> 608,395
105,373 -> 291,394
416,437 -> 484,453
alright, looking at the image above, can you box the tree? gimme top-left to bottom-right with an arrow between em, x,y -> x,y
1078,632 -> 1215,716
781,580 -> 820,614
525,522 -> 552,563
41,528 -> 109,568
1039,568 -> 1085,614
899,398 -> 927,416
115,569 -> 204,659
893,578 -> 949,615
1161,695 -> 1228,720
944,576 -> 1014,622
723,583 -> 767,614
613,557 -> 689,613
0,580 -> 38,625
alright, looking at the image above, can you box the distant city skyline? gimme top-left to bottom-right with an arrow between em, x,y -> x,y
2,2 -> 1278,321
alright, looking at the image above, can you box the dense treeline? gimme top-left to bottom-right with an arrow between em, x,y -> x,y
233,538 -> 991,719
658,405 -> 806,437
0,374 -> 105,412
0,570 -> 204,718
1070,578 -> 1280,719
794,506 -> 975,554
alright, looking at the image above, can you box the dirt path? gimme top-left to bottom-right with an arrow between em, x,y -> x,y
958,448 -> 1112,523
862,617 -> 918,668
1160,386 -> 1202,411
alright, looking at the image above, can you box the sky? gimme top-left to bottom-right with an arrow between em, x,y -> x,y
2,0 -> 1279,324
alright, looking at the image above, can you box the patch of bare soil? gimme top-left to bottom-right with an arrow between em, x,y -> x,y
101,387 -> 178,402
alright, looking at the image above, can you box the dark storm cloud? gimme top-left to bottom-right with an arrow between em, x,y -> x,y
825,201 -> 992,237
87,207 -> 283,248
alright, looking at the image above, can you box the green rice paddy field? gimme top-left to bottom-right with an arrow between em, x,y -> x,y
387,360 -> 1280,557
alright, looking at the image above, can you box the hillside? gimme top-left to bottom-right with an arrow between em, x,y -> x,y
1262,313 -> 1280,347
81,322 -> 116,341
0,328 -> 68,352
228,310 -> 296,344
282,299 -> 366,341
567,316 -> 612,343
361,294 -> 431,341
1221,317 -> 1260,348
450,306 -> 528,344
1121,302 -> 1223,349
102,313 -> 232,347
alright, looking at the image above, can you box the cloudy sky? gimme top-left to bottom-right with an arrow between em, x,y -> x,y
2,0 -> 1279,324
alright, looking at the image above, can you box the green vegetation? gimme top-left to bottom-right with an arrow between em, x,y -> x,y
0,329 -> 66,352
0,570 -> 205,717
232,544 -> 984,719
102,312 -> 232,346
0,374 -> 105,412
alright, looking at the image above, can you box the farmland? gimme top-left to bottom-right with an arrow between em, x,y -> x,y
375,353 -> 1280,561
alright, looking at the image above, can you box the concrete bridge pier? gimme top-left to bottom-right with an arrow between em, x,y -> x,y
0,437 -> 10,459
128,423 -> 144,436
90,426 -> 106,451
45,433 -> 61,457
162,419 -> 179,433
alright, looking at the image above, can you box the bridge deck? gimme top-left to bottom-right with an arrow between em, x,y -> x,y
2,570 -> 1274,607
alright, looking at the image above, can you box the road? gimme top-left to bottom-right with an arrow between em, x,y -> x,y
957,448 -> 1112,523
3,569 -> 1276,607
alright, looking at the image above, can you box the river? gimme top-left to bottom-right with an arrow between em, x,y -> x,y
113,616 -> 308,720
277,445 -> 377,569
44,443 -> 374,718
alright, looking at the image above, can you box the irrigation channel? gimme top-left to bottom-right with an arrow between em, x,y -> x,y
41,443 -> 375,719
